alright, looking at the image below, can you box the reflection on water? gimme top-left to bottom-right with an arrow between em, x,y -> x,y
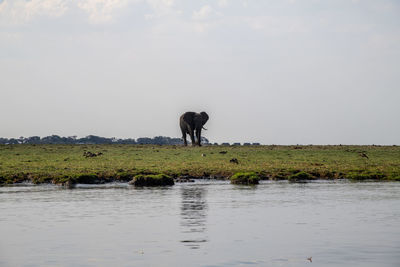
180,185 -> 207,249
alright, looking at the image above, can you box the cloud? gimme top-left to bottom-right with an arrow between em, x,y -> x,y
192,5 -> 213,20
218,0 -> 228,8
146,0 -> 174,9
144,0 -> 180,20
191,5 -> 224,33
0,0 -> 68,24
77,0 -> 134,24
192,4 -> 223,21
0,0 -> 175,25
244,16 -> 309,34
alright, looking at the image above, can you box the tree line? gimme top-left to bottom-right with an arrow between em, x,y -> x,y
0,135 -> 209,145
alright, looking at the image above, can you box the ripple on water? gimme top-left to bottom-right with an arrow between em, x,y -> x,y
1,180 -> 400,267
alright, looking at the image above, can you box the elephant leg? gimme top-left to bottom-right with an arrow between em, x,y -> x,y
189,130 -> 196,146
182,131 -> 188,146
196,129 -> 202,146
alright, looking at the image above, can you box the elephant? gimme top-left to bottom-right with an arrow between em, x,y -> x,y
180,111 -> 209,146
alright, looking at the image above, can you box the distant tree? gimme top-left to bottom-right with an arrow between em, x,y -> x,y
25,136 -> 41,144
41,135 -> 60,144
170,138 -> 184,145
136,137 -> 153,144
77,135 -> 113,144
0,135 -> 210,145
153,136 -> 170,145
201,137 -> 209,144
118,138 -> 136,144
8,138 -> 19,144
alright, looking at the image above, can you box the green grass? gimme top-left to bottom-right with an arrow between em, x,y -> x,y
0,144 -> 399,185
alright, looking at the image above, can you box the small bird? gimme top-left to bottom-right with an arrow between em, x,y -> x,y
307,257 -> 312,262
201,153 -> 206,157
359,152 -> 369,159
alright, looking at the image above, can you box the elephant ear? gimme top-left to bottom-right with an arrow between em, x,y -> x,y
200,112 -> 209,125
183,112 -> 195,125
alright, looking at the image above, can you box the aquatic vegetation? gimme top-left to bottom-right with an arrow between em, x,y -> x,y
230,172 -> 260,185
130,174 -> 174,186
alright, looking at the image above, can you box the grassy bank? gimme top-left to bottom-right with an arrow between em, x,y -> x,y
0,144 -> 399,185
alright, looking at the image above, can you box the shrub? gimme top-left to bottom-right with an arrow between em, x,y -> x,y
52,174 -> 102,186
32,175 -> 53,184
73,174 -> 100,184
130,174 -> 174,186
116,171 -> 133,181
230,172 -> 260,185
288,171 -> 312,182
346,172 -> 385,181
388,175 -> 400,181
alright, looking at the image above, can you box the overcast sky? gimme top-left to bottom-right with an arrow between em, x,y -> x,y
1,0 -> 399,144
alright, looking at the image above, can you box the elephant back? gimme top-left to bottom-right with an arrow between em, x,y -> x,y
181,112 -> 196,127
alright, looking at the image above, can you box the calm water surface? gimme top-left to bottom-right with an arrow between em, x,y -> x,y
1,180 -> 399,266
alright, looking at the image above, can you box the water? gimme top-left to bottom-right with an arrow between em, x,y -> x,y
1,180 -> 400,266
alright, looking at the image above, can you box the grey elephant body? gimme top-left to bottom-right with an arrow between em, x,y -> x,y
180,111 -> 209,146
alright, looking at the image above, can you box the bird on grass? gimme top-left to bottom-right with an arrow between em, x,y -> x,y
359,152 -> 369,159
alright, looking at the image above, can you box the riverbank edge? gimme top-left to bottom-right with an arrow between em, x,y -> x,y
1,170 -> 399,187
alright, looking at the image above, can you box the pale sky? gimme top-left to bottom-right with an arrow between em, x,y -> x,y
1,0 -> 399,144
